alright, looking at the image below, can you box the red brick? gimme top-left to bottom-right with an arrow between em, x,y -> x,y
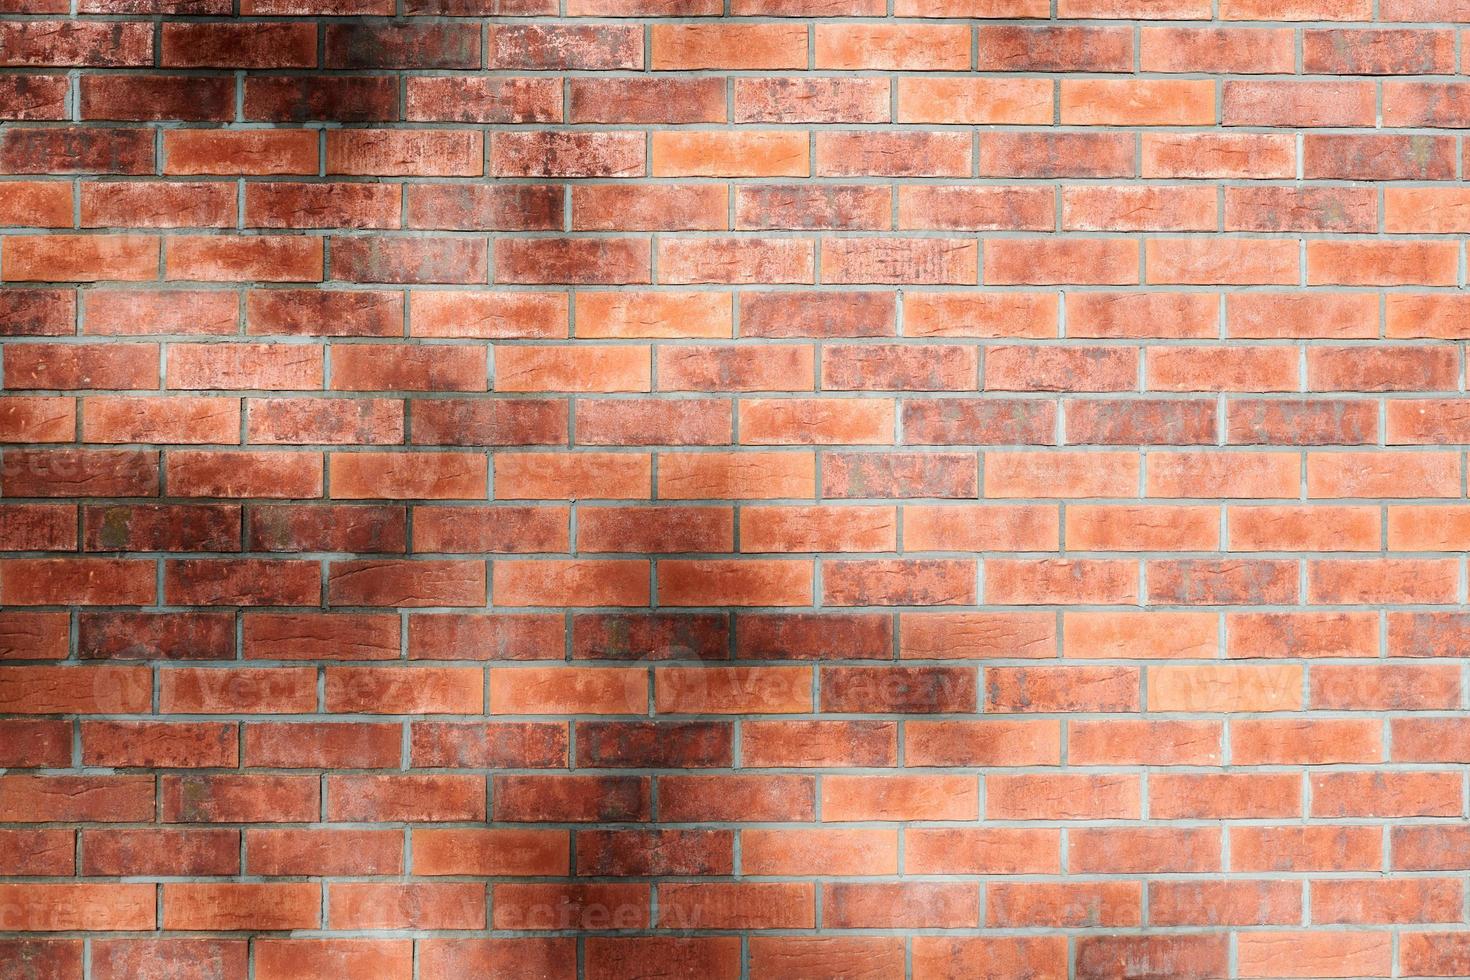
243,76 -> 398,123
419,940 -> 574,980
407,185 -> 562,232
575,721 -> 730,769
326,130 -> 482,177
983,132 -> 1134,178
736,78 -> 888,124
823,883 -> 978,929
411,720 -> 567,767
94,940 -> 246,980
573,78 -> 723,125
0,22 -> 152,67
82,829 -> 239,876
1232,826 -> 1380,873
164,131 -> 317,176
488,25 -> 642,70
1143,26 -> 1293,72
901,78 -> 1053,125
255,941 -> 410,980
0,884 -> 155,931
162,23 -> 314,68
911,939 -> 1066,979
993,775 -> 1140,822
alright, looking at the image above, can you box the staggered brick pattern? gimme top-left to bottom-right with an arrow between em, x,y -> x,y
7,0 -> 1470,978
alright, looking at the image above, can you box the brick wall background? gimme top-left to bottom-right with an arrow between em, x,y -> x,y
3,0 -> 1470,977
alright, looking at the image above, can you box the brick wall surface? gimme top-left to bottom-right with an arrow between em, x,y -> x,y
3,0 -> 1470,977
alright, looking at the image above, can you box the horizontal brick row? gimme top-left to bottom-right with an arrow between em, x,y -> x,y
0,934 -> 1466,980
4,606 -> 1469,656
28,183 -> 1470,233
14,236 -> 1470,287
12,286 -> 1470,336
3,661 -> 1470,714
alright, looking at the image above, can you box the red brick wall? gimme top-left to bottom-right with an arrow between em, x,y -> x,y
2,0 -> 1470,976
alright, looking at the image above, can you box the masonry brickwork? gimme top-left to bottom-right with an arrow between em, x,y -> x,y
3,2 -> 1470,978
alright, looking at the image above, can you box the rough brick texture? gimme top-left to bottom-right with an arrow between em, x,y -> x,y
2,0 -> 1470,977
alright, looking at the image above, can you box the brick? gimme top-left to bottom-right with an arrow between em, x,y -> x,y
1150,773 -> 1301,819
1223,80 -> 1375,127
490,25 -> 642,70
82,828 -> 239,876
818,132 -> 970,178
577,186 -> 727,232
0,181 -> 72,227
988,238 -> 1137,285
1143,133 -> 1295,179
1142,27 -> 1294,72
981,25 -> 1132,71
575,827 -> 733,876
419,940 -> 574,980
408,617 -> 561,664
736,78 -> 888,124
1403,934 -> 1470,978
5,234 -> 158,282
494,132 -> 644,180
2,127 -> 153,174
575,721 -> 729,769
0,22 -> 152,67
0,396 -> 75,441
164,131 -> 317,178
586,938 -> 737,979
80,75 -> 233,123
1304,28 -> 1453,74
816,25 -> 968,70
243,76 -> 398,123
1064,610 -> 1217,657
573,78 -> 723,125
824,883 -> 978,929
899,614 -> 1056,661
327,130 -> 482,177
2,561 -> 155,607
81,289 -> 231,336
495,453 -> 649,499
248,399 -> 403,447
3,448 -> 160,498
0,75 -> 69,121
1315,663 -> 1460,711
498,238 -> 650,285
747,940 -> 899,980
899,78 -> 1052,125
985,665 -> 1139,712
324,24 -> 479,70
493,882 -> 649,930
162,23 -> 314,68
411,720 -> 567,766
332,344 -> 486,392
0,884 -> 155,931
1064,186 -> 1216,232
1070,720 -> 1220,766
410,400 -> 565,447
652,24 -> 805,70
1060,79 -> 1215,125
329,452 -> 485,500
255,941 -> 410,980
658,882 -> 812,930
409,291 -> 565,338
1069,828 -> 1220,873
1232,826 -> 1379,873
161,666 -> 315,714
